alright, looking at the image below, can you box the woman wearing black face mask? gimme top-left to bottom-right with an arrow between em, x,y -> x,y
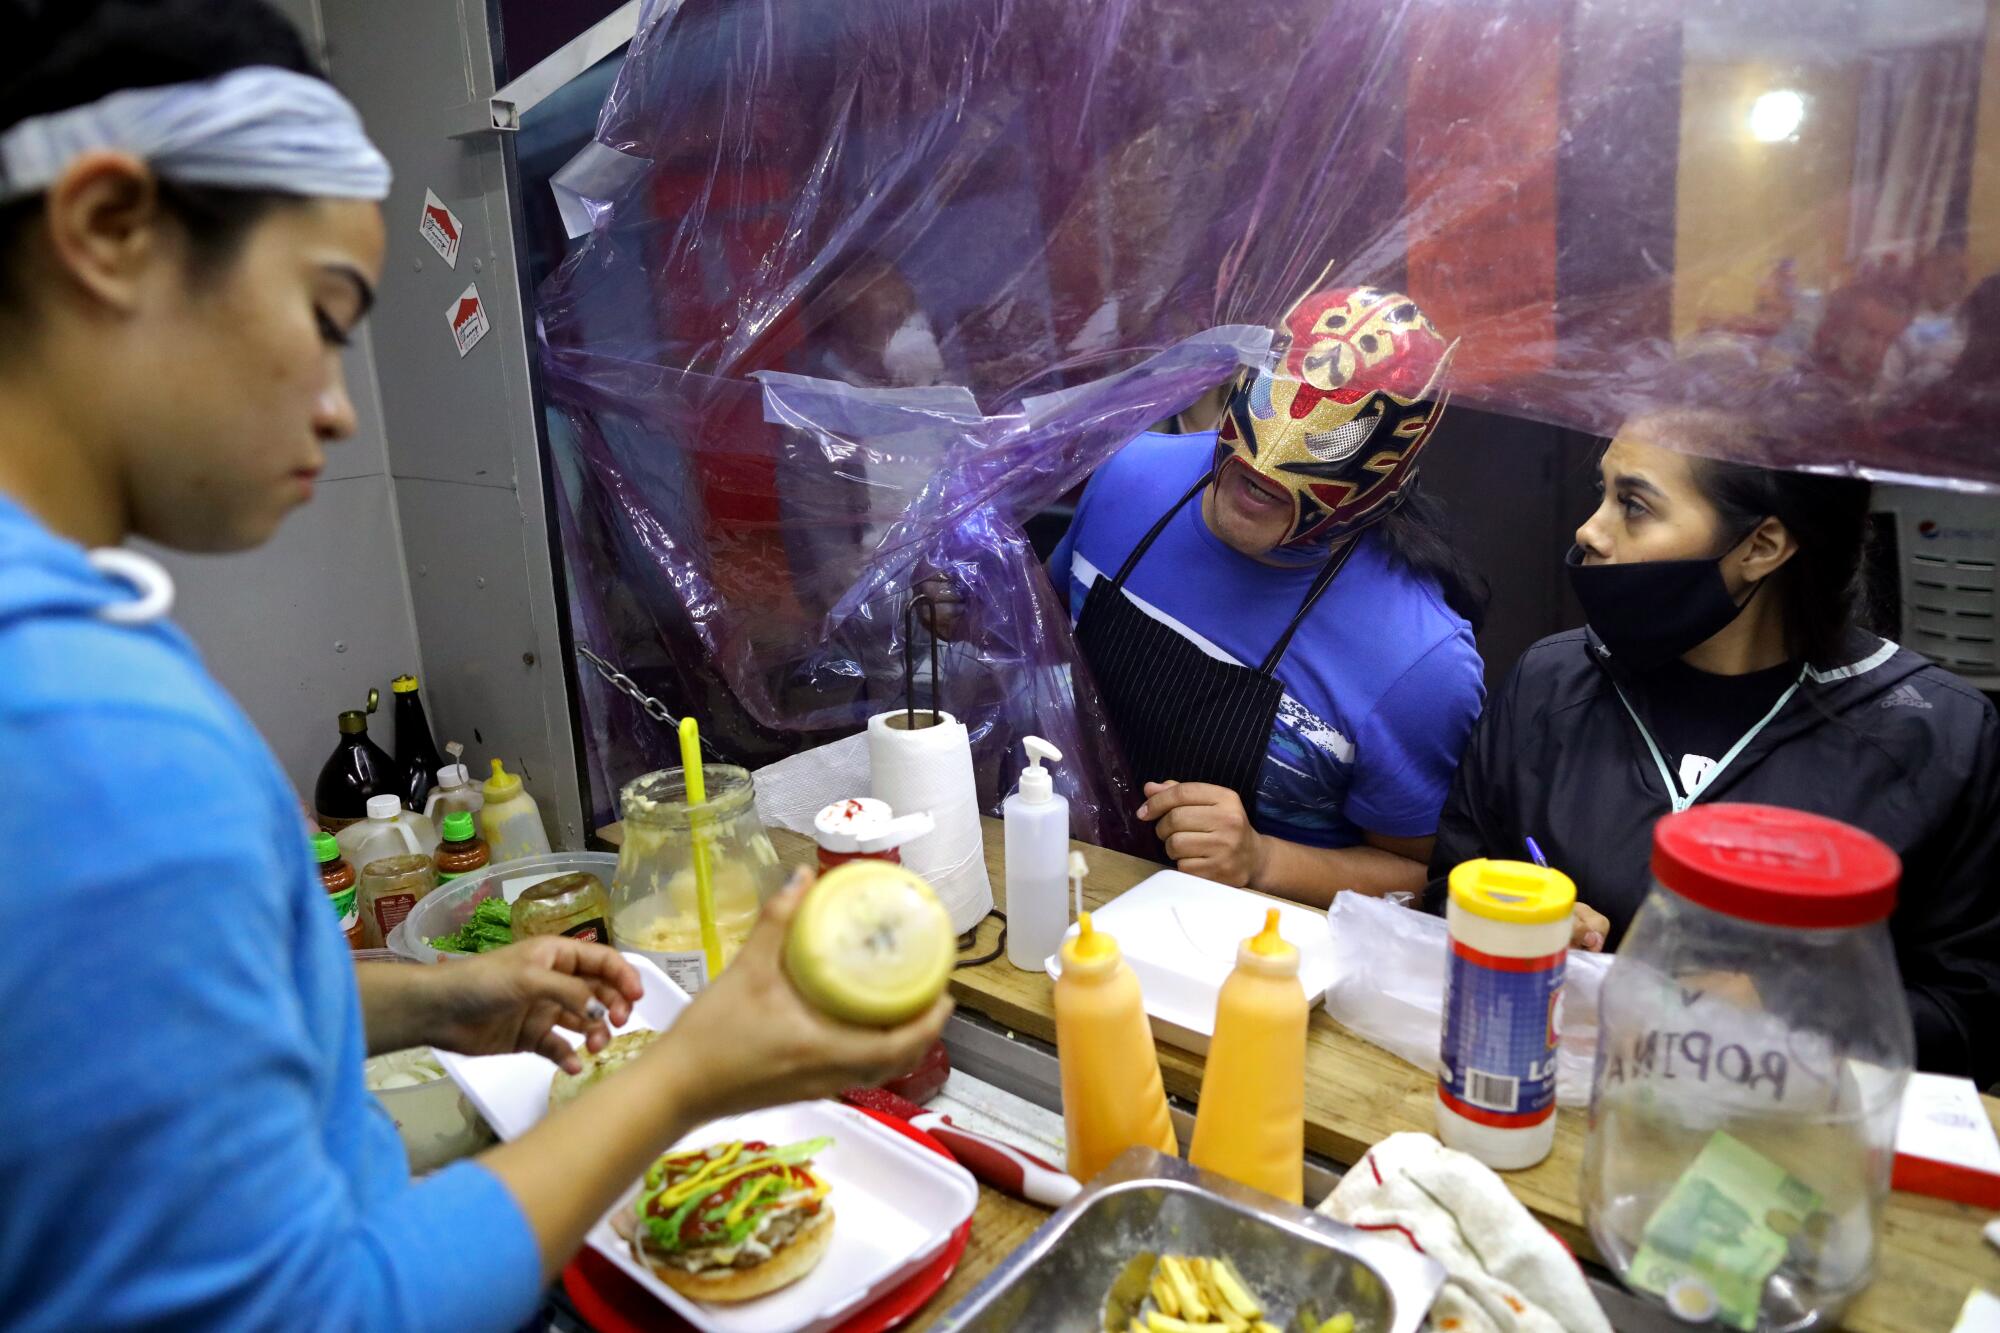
1427,410 -> 2000,1085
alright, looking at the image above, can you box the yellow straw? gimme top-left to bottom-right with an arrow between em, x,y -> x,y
679,717 -> 724,977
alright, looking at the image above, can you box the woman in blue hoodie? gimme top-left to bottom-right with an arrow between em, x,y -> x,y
0,4 -> 947,1329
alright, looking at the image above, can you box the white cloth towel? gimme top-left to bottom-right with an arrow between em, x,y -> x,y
1319,1133 -> 1612,1333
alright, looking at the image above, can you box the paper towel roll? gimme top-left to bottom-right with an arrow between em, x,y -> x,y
868,709 -> 993,933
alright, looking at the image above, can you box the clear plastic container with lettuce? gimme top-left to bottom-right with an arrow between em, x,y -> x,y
388,852 -> 620,963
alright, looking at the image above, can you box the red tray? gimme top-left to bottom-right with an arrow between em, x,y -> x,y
562,1107 -> 974,1333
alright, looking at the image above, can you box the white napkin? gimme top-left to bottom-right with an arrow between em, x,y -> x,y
1319,1133 -> 1612,1333
752,732 -> 873,839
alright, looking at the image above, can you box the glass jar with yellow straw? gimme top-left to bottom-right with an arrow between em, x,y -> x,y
609,721 -> 784,994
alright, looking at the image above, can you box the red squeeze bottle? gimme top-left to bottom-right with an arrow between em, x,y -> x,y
811,798 -> 934,873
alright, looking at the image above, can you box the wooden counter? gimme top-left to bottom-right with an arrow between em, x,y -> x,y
597,819 -> 2000,1331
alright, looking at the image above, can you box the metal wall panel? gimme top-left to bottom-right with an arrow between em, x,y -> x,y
394,477 -> 585,844
318,0 -> 584,846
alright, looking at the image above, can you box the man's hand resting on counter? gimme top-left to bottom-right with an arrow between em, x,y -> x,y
1139,781 -> 1264,886
1139,779 -> 1432,907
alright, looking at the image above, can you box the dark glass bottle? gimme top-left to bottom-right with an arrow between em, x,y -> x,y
391,674 -> 446,812
314,690 -> 397,831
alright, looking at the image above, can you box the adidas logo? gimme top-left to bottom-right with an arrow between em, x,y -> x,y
1880,684 -> 1932,710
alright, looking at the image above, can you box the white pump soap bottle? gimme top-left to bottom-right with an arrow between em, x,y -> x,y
1004,736 -> 1071,970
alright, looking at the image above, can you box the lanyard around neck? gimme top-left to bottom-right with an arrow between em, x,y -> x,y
1611,666 -> 1808,813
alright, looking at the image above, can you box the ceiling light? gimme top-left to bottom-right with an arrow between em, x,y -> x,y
1749,89 -> 1806,143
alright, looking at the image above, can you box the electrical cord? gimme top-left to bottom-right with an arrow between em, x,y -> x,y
955,908 -> 1006,968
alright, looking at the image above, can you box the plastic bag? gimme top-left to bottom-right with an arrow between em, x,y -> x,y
540,0 -> 1999,831
1324,892 -> 1612,1107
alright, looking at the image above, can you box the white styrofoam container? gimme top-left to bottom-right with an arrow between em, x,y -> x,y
435,950 -> 688,1139
591,1102 -> 977,1333
1043,869 -> 1338,1053
437,954 -> 977,1333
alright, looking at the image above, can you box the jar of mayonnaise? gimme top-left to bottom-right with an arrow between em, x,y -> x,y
1435,858 -> 1575,1170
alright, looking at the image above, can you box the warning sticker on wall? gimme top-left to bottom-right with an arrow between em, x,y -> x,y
419,189 -> 463,268
448,283 -> 489,358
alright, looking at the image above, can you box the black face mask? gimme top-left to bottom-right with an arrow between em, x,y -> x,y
1565,543 -> 1765,670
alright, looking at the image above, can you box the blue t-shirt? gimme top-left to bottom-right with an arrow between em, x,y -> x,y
1049,432 -> 1484,847
0,496 -> 541,1332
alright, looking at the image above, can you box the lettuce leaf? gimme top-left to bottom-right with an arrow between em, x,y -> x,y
429,897 -> 512,953
635,1137 -> 833,1253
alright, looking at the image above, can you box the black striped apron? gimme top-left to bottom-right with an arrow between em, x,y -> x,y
1073,473 -> 1357,816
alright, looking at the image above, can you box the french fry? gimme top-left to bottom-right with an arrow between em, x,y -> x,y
1188,1262 -> 1241,1331
1145,1314 -> 1204,1333
1164,1257 -> 1211,1321
1210,1259 -> 1264,1321
1315,1317 -> 1355,1333
1192,1262 -> 1222,1316
1115,1250 -> 1307,1333
1151,1271 -> 1180,1319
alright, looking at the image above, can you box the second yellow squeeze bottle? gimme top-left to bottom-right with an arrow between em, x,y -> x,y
1188,908 -> 1308,1203
1054,912 -> 1179,1183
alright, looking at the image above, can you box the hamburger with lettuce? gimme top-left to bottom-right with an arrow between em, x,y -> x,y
616,1137 -> 835,1302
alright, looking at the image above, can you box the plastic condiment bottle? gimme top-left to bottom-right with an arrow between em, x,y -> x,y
335,794 -> 438,872
1004,736 -> 1071,971
1188,908 -> 1307,1202
1054,912 -> 1179,1183
1436,858 -> 1576,1170
480,759 -> 551,863
433,811 -> 490,883
357,853 -> 438,950
422,754 -> 484,825
313,831 -> 365,950
390,674 -> 446,813
312,692 -> 397,832
812,798 -> 935,873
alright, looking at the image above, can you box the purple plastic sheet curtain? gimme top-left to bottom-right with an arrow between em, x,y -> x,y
538,0 -> 1997,831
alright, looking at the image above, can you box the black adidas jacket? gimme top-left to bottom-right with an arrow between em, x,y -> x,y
1427,628 -> 2000,1086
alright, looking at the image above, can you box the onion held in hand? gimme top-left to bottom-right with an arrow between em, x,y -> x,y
784,861 -> 956,1026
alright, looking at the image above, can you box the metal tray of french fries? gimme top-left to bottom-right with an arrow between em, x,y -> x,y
933,1149 -> 1444,1333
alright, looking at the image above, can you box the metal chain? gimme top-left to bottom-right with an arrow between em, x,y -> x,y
572,643 -> 723,756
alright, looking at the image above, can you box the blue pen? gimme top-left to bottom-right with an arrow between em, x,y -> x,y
1525,835 -> 1549,868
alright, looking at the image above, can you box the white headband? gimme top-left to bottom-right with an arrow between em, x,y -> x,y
0,66 -> 390,204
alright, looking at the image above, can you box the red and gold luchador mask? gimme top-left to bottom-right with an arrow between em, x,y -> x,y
1215,286 -> 1456,553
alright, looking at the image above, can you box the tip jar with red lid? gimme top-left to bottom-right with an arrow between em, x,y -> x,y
1583,804 -> 1913,1332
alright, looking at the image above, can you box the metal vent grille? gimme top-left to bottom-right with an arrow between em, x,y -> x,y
1873,484 -> 2000,688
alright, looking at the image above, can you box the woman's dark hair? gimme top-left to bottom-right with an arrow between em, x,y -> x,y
0,0 -> 324,311
1377,484 -> 1490,633
1686,455 -> 1872,669
1619,350 -> 1876,669
1638,420 -> 1874,670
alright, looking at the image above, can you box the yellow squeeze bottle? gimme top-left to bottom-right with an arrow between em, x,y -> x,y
1054,913 -> 1179,1182
1189,908 -> 1308,1202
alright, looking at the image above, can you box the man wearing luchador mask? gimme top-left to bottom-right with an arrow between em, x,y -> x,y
1049,287 -> 1486,903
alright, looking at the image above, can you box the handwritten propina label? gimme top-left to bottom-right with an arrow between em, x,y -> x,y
1599,1028 -> 1790,1101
